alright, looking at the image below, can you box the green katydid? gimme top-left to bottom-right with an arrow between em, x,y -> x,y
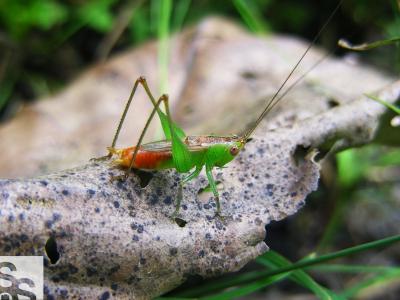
100,2 -> 342,218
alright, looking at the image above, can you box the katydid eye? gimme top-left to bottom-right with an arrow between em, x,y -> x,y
230,146 -> 239,156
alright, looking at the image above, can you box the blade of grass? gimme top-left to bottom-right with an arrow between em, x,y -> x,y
175,269 -> 275,297
233,0 -> 269,34
341,269 -> 400,298
338,37 -> 400,51
175,235 -> 400,297
308,264 -> 400,274
365,94 -> 400,115
172,0 -> 191,32
201,273 -> 288,300
257,251 -> 342,300
157,0 -> 172,94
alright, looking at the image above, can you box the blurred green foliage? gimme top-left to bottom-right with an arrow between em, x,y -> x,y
0,0 -> 398,116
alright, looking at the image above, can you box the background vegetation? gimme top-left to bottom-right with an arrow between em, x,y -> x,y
0,0 -> 399,299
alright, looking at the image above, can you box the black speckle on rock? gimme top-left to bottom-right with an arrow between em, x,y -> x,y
163,196 -> 172,205
18,213 -> 25,221
203,203 -> 211,209
86,266 -> 97,277
88,189 -> 96,197
255,217 -> 262,226
61,190 -> 69,196
116,180 -> 127,191
111,283 -> 118,291
132,235 -> 139,241
60,289 -> 68,297
291,192 -> 298,197
205,233 -> 212,240
95,207 -> 100,213
47,294 -> 56,300
109,265 -> 120,275
40,180 -> 48,186
215,220 -> 223,230
99,291 -> 110,300
137,225 -> 144,234
257,147 -> 265,155
113,201 -> 120,208
150,194 -> 159,205
8,215 -> 15,222
198,250 -> 205,257
45,220 -> 53,229
169,247 -> 178,256
182,204 -> 188,210
20,234 -> 28,242
53,213 -> 61,221
139,257 -> 146,265
265,183 -> 274,196
58,271 -> 69,280
130,223 -> 138,230
68,264 -> 79,274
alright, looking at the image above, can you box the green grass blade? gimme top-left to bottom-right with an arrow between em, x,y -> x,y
252,235 -> 400,281
257,251 -> 341,300
341,269 -> 400,298
338,37 -> 400,51
175,236 -> 400,298
308,264 -> 400,274
233,0 -> 269,34
201,273 -> 288,300
157,0 -> 172,94
172,0 -> 191,32
174,270 -> 272,297
365,93 -> 400,115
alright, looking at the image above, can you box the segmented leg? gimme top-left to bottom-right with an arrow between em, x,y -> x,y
205,163 -> 221,216
110,76 -> 161,154
173,165 -> 202,218
123,94 -> 168,178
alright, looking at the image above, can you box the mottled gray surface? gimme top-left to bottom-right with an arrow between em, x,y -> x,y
0,17 -> 399,299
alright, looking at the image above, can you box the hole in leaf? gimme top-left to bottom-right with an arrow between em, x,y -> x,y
133,170 -> 154,188
175,218 -> 187,227
45,236 -> 60,264
293,145 -> 310,166
241,71 -> 258,80
327,98 -> 340,108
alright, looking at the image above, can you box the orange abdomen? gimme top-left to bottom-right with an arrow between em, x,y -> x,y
118,147 -> 173,170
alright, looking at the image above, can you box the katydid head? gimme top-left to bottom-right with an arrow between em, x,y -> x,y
210,139 -> 245,168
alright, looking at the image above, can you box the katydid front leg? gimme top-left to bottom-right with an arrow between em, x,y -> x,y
173,165 -> 203,218
205,163 -> 222,217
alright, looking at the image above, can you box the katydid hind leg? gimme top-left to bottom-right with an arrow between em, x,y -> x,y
103,76 -> 186,160
163,94 -> 194,173
124,95 -> 169,178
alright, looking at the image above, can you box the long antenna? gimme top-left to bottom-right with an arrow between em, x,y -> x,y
243,0 -> 343,141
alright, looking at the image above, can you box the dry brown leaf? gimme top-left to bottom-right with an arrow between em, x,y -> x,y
0,17 -> 399,299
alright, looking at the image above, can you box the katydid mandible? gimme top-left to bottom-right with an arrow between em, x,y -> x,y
100,2 -> 342,218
